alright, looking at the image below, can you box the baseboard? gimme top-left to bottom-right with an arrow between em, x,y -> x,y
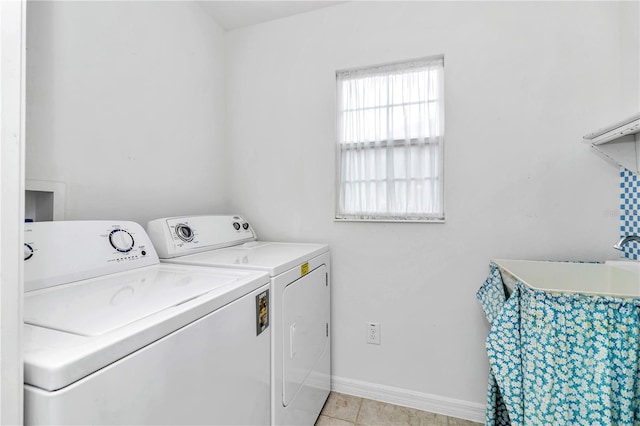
331,375 -> 486,423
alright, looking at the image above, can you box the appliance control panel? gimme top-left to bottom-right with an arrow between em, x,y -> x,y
146,215 -> 256,259
24,220 -> 159,292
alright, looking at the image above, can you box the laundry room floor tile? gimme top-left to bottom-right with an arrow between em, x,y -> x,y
320,392 -> 363,422
316,392 -> 482,426
356,398 -> 449,425
316,415 -> 358,426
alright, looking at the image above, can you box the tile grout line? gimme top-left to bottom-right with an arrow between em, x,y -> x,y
321,413 -> 355,425
354,397 -> 363,426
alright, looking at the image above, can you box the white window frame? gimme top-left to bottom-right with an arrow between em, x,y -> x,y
335,56 -> 445,223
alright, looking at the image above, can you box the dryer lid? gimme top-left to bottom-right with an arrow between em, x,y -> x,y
168,242 -> 329,276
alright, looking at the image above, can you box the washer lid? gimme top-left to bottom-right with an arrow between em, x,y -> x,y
25,264 -> 245,336
167,242 -> 329,276
23,263 -> 270,391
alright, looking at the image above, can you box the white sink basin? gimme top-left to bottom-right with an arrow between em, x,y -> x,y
493,259 -> 640,298
605,260 -> 640,272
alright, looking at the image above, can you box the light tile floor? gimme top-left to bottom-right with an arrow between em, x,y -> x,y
315,392 -> 483,426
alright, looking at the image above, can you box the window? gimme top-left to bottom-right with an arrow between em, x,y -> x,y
335,56 -> 445,221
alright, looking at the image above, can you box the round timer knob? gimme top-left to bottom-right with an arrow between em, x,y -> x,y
24,243 -> 33,260
109,229 -> 134,253
175,224 -> 194,242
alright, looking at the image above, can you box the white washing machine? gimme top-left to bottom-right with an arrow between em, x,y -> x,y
23,220 -> 271,425
147,215 -> 331,426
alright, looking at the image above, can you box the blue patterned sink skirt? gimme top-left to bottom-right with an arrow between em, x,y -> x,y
477,263 -> 640,425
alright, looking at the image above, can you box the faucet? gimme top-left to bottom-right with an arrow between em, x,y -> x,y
613,235 -> 640,250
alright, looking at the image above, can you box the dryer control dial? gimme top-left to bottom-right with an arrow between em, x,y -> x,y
109,229 -> 135,253
24,243 -> 34,260
175,224 -> 195,242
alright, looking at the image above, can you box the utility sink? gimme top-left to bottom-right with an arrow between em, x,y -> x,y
493,259 -> 640,298
604,260 -> 640,272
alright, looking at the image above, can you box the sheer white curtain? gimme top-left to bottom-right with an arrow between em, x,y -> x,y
336,57 -> 445,221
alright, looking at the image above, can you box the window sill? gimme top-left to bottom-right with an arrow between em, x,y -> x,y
334,217 -> 445,224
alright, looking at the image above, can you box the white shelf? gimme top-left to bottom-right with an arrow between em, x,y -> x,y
584,113 -> 640,145
583,113 -> 640,173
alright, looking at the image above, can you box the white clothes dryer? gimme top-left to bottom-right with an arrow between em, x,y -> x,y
147,215 -> 331,426
23,220 -> 271,425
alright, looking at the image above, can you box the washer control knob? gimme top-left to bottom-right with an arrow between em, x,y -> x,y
175,224 -> 195,242
242,222 -> 249,230
24,243 -> 34,260
233,222 -> 241,231
109,229 -> 135,253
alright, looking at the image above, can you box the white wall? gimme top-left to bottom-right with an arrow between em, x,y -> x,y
22,0 -> 640,419
26,1 -> 228,225
621,0 -> 640,109
225,0 -> 638,411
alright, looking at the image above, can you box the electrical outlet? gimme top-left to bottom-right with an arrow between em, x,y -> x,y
366,322 -> 380,345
